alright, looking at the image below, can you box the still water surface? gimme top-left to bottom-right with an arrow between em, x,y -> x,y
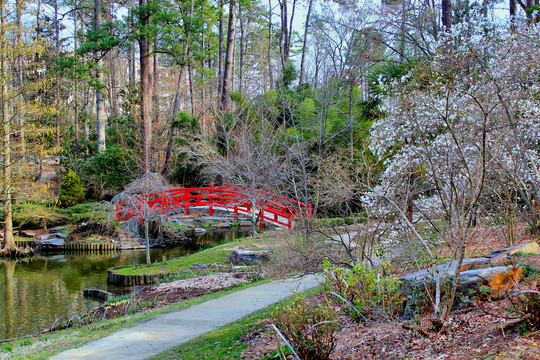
0,230 -> 247,341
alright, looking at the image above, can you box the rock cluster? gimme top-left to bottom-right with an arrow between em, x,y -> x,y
400,242 -> 540,296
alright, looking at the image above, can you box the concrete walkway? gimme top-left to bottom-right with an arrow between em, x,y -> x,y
50,276 -> 320,360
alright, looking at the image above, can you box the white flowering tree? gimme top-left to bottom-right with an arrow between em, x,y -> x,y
367,20 -> 540,319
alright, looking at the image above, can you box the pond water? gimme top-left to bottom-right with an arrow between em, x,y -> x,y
0,229 -> 248,341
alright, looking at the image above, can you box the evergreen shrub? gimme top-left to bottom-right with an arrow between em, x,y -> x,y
58,170 -> 85,207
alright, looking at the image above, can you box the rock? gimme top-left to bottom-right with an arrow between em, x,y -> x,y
38,233 -> 67,240
36,238 -> 65,247
49,226 -> 67,234
230,250 -> 272,264
194,228 -> 207,236
326,232 -> 359,249
484,242 -> 540,264
400,265 -> 523,297
190,262 -> 228,271
21,230 -> 38,238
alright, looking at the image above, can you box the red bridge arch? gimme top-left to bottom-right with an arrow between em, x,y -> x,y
115,186 -> 312,229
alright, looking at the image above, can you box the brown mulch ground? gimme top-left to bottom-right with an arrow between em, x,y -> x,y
241,292 -> 540,360
241,230 -> 540,360
63,271 -> 258,329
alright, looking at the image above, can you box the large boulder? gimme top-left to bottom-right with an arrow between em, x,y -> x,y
230,250 -> 272,264
400,242 -> 539,296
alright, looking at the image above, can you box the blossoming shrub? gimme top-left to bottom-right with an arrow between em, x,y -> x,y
271,293 -> 340,360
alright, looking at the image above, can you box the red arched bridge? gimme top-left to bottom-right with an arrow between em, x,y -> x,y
115,186 -> 312,229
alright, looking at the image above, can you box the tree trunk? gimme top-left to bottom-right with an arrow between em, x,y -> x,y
139,0 -> 154,174
279,0 -> 289,70
267,0 -> 274,90
163,66 -> 185,175
73,5 -> 79,153
220,0 -> 237,112
188,63 -> 195,116
238,6 -> 245,93
299,0 -> 313,85
153,46 -> 160,123
217,0 -> 224,97
95,0 -> 106,153
1,0 -> 14,252
15,0 -> 25,155
55,0 -> 61,148
110,49 -> 119,119
442,0 -> 452,30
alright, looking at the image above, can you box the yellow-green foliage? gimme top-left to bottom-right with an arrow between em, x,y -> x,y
323,260 -> 402,321
12,204 -> 69,230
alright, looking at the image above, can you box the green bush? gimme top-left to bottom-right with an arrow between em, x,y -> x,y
58,171 -> 85,207
271,293 -> 340,360
80,146 -> 137,200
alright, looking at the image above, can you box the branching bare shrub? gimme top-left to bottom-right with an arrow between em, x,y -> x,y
271,293 -> 340,360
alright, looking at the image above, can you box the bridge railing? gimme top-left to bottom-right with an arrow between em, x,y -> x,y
115,186 -> 312,229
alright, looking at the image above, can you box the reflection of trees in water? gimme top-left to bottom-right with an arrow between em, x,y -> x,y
3,260 -> 15,339
0,232 -> 247,340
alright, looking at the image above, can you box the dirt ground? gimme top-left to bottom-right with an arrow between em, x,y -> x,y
241,290 -> 540,360
240,225 -> 540,360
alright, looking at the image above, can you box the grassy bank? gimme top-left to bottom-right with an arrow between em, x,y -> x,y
0,281 -> 268,360
147,287 -> 320,360
113,231 -> 281,276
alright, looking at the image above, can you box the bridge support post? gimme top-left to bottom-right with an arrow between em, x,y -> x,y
260,210 -> 265,229
209,189 -> 214,216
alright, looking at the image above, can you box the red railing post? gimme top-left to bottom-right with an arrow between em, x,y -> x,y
260,209 -> 264,229
209,189 -> 214,216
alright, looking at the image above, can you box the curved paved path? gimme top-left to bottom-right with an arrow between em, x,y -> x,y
50,276 -> 320,360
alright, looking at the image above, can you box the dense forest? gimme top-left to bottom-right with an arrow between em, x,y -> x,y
0,0 -> 539,258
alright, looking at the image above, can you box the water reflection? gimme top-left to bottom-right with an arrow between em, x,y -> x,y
0,228 -> 248,340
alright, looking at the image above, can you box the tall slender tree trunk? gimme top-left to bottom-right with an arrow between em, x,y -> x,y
238,7 -> 245,93
221,0 -> 237,112
139,0 -> 154,174
279,0 -> 289,70
163,66 -> 185,174
55,0 -> 61,148
95,0 -> 106,153
217,0 -> 224,97
510,0 -> 516,30
188,63 -> 195,116
442,0 -> 452,30
15,0 -> 25,154
110,49 -> 119,119
73,5 -> 79,153
1,0 -> 14,252
267,0 -> 273,90
299,0 -> 313,85
153,46 -> 160,123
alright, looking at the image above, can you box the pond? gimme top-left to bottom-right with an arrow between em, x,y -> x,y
0,229 -> 248,341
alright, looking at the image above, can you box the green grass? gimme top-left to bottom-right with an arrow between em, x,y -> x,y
164,221 -> 190,232
1,281 -> 268,360
147,287 -> 321,360
114,234 -> 278,276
